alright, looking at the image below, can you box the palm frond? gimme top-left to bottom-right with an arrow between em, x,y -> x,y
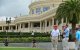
55,0 -> 80,23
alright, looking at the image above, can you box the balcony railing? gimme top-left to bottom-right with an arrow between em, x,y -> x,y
31,0 -> 46,3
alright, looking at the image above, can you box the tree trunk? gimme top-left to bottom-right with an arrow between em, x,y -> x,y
69,14 -> 77,41
70,22 -> 76,41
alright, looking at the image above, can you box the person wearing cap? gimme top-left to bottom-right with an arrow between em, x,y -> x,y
64,25 -> 70,40
51,25 -> 60,50
62,24 -> 70,50
75,28 -> 80,50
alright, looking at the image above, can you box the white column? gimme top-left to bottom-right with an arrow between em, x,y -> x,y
8,25 -> 10,31
56,20 -> 58,25
31,22 -> 33,31
22,23 -> 25,28
49,20 -> 51,32
3,26 -> 6,31
2,26 -> 3,31
49,20 -> 51,27
43,22 -> 45,32
11,26 -> 14,32
3,27 -> 4,31
19,24 -> 21,31
20,24 -> 21,29
45,20 -> 47,32
40,21 -> 42,33
16,25 -> 17,31
41,7 -> 43,13
52,17 -> 54,26
28,22 -> 30,32
10,26 -> 12,31
61,18 -> 64,35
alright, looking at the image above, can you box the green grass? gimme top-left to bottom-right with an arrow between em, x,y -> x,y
0,47 -> 42,50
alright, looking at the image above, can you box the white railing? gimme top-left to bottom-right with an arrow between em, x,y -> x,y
32,27 -> 40,32
31,0 -> 46,3
0,26 -> 53,32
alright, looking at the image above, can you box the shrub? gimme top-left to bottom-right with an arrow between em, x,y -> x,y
0,37 -> 51,43
0,32 -> 50,38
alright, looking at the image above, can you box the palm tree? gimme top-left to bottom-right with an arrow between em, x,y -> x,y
55,0 -> 80,41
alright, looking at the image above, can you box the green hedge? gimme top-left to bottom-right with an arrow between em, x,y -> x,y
0,32 -> 50,38
0,37 -> 51,43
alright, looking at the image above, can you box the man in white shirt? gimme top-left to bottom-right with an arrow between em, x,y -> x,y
51,25 -> 60,50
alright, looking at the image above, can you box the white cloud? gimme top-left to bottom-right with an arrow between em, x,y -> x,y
0,0 -> 32,17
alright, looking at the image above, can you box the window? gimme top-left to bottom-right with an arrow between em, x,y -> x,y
6,26 -> 9,30
36,8 -> 41,14
0,27 -> 2,30
33,22 -> 40,27
43,7 -> 50,12
54,19 -> 56,25
17,24 -> 19,30
32,9 -> 34,14
12,26 -> 16,30
25,23 -> 28,28
47,21 -> 49,27
21,24 -> 23,28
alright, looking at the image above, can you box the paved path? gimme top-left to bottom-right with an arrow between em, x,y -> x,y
0,42 -> 75,50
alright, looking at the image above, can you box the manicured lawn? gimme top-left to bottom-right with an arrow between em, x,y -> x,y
0,47 -> 42,50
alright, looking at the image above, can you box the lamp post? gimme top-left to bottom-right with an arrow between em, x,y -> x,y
6,17 -> 11,31
4,17 -> 11,46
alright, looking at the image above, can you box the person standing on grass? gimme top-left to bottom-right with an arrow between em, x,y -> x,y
51,25 -> 60,50
62,25 -> 68,50
31,31 -> 36,47
64,25 -> 70,40
62,24 -> 70,50
32,37 -> 36,47
4,39 -> 8,46
75,28 -> 80,50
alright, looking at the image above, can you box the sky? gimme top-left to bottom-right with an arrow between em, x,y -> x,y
0,0 -> 36,21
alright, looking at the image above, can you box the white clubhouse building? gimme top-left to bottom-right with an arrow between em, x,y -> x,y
0,0 -> 72,32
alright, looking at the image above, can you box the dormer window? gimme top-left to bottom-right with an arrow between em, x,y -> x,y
32,9 -> 34,14
43,7 -> 50,12
36,8 -> 41,14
